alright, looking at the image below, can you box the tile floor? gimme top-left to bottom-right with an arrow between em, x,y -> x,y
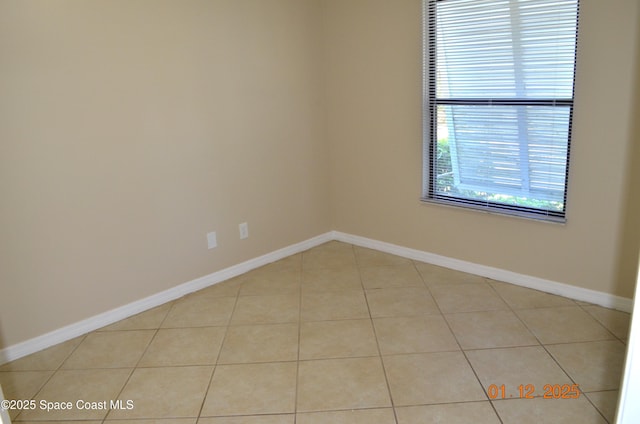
0,241 -> 631,423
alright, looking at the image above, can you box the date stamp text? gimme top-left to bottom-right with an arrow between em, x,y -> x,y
487,384 -> 581,400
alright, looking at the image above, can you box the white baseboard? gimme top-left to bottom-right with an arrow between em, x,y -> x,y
332,231 -> 634,313
0,232 -> 332,365
1,230 -> 633,365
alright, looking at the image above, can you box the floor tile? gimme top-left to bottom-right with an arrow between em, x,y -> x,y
0,370 -> 53,400
585,390 -> 619,423
466,346 -> 573,398
108,366 -> 213,419
201,362 -> 297,416
104,420 -> 196,424
360,264 -> 424,289
99,304 -> 173,331
19,368 -> 132,421
198,416 -> 294,424
489,281 -> 575,309
430,283 -> 508,313
195,279 -> 244,298
374,315 -> 459,355
308,241 -> 354,253
61,330 -> 155,369
231,294 -> 299,325
301,266 -> 363,293
261,253 -> 302,272
365,287 -> 440,317
355,247 -> 412,267
18,421 -> 103,424
299,319 -> 378,360
516,306 -> 614,344
492,397 -> 607,423
383,352 -> 486,406
297,408 -> 396,424
0,370 -> 54,420
238,269 -> 300,296
415,262 -> 487,286
302,242 -> 357,270
297,357 -> 391,412
395,402 -> 501,424
0,337 -> 84,371
301,291 -> 369,321
546,340 -> 627,392
445,310 -> 538,349
138,327 -> 225,367
582,305 -> 631,340
1,241 -> 631,424
218,323 -> 298,364
162,295 -> 236,328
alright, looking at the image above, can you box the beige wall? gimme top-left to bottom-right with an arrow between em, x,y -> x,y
0,0 -> 330,348
1,0 -> 639,350
324,0 -> 640,297
615,1 -> 640,301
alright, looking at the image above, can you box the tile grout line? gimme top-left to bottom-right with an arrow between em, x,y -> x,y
576,302 -> 629,345
8,332 -> 89,423
413,261 -> 505,424
104,295 -> 183,421
483,279 -> 615,421
194,283 -> 242,421
102,323 -> 162,421
485,277 -> 582,403
537,336 -> 618,424
487,280 -> 621,343
357,245 -> 401,424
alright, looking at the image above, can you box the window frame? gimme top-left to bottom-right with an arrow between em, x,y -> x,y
421,0 -> 580,223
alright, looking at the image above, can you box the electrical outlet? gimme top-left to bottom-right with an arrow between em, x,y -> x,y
207,231 -> 217,249
239,222 -> 249,239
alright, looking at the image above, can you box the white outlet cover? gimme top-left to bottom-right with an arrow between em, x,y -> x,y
207,232 -> 217,249
239,222 -> 249,239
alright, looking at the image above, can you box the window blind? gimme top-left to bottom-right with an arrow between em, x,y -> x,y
424,0 -> 579,221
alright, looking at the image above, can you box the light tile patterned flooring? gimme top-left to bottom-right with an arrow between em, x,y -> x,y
0,241 -> 631,423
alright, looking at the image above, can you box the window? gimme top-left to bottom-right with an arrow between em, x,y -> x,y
423,0 -> 579,222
